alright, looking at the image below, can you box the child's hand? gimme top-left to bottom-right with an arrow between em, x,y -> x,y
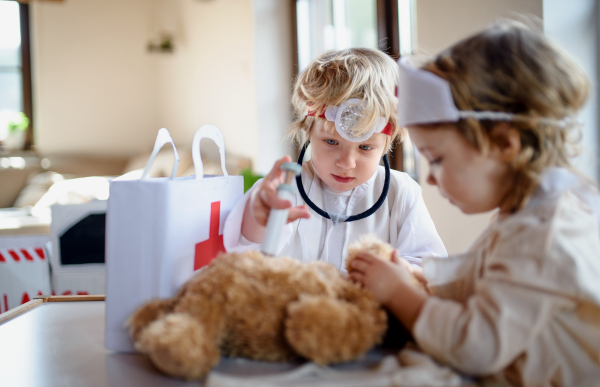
410,265 -> 428,288
349,251 -> 428,332
349,251 -> 420,306
249,155 -> 310,226
242,156 -> 310,243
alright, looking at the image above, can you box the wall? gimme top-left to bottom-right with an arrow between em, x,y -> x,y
416,0 -> 543,254
253,0 -> 295,175
31,0 -> 259,164
31,0 -> 158,157
154,0 -> 258,165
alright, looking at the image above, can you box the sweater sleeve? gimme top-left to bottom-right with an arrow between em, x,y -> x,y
223,182 -> 261,252
412,203 -> 578,375
413,278 -> 554,375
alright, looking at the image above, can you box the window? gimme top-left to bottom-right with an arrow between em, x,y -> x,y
296,0 -> 379,71
0,0 -> 32,151
293,0 -> 419,179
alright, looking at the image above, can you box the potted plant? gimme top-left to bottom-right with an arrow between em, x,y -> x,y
0,110 -> 29,151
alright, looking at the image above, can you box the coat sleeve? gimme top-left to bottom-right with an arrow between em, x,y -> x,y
223,182 -> 259,252
394,176 -> 447,265
223,178 -> 294,253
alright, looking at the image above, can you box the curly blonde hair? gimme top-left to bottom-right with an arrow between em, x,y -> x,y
289,48 -> 403,153
422,20 -> 590,212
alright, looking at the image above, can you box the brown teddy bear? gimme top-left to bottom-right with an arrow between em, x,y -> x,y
127,240 -> 392,380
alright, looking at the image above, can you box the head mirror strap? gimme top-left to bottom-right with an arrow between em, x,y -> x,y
295,143 -> 391,223
458,110 -> 574,128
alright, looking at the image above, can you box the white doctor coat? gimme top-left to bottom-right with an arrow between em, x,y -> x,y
223,162 -> 447,270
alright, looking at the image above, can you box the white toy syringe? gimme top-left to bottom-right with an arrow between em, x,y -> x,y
261,162 -> 303,256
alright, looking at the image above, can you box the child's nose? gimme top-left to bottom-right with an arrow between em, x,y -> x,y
336,151 -> 356,169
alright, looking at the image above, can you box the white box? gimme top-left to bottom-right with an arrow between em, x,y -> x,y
0,234 -> 51,313
49,200 -> 107,296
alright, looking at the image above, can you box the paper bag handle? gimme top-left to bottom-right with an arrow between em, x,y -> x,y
142,128 -> 180,180
192,124 -> 228,180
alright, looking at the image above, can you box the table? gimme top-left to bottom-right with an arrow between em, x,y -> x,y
0,296 -> 472,387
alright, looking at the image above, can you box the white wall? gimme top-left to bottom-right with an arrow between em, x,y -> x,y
31,0 -> 259,164
154,0 -> 258,164
416,0 -> 543,254
253,0 -> 295,175
31,0 -> 158,157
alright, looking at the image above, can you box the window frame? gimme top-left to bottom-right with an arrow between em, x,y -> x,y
0,1 -> 33,151
19,2 -> 33,150
376,0 -> 403,171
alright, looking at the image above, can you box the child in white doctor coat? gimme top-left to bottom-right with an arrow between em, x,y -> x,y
350,21 -> 600,386
223,47 -> 446,271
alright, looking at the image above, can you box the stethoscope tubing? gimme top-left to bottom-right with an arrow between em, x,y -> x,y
295,142 -> 391,223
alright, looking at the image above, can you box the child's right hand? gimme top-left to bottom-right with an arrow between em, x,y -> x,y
349,251 -> 417,305
408,265 -> 428,288
349,251 -> 428,332
241,156 -> 310,242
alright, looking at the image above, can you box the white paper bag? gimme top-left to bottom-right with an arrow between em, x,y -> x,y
104,125 -> 244,352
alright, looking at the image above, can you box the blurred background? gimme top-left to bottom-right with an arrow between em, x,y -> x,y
0,0 -> 598,254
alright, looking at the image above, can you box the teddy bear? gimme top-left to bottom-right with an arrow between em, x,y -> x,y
127,236 -> 397,381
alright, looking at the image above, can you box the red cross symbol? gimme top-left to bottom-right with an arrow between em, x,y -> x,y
194,201 -> 225,271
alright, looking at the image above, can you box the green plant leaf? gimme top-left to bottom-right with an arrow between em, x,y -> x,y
7,112 -> 29,132
240,168 -> 263,192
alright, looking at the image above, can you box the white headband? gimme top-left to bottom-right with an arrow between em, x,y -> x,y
397,57 -> 574,128
307,98 -> 392,142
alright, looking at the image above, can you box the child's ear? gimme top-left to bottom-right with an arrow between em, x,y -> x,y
490,122 -> 521,163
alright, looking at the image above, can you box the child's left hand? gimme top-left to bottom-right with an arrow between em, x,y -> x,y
349,251 -> 419,306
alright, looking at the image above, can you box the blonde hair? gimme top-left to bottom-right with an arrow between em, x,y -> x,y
422,19 -> 590,212
289,48 -> 403,152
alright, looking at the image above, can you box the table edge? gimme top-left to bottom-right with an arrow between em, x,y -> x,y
0,295 -> 105,325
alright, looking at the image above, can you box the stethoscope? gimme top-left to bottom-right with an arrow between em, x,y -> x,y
295,142 -> 390,223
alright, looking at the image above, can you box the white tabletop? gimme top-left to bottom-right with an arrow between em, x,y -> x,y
0,301 -> 416,387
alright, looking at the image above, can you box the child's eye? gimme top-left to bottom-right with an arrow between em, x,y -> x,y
359,145 -> 372,151
325,139 -> 338,145
429,157 -> 442,165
